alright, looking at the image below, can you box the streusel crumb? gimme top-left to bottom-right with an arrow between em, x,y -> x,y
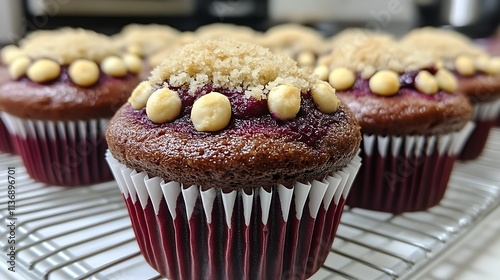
149,39 -> 315,100
319,36 -> 435,78
20,28 -> 119,64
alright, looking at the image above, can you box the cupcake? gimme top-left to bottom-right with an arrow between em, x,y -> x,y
0,45 -> 24,153
316,36 -> 473,214
105,39 -> 362,279
260,23 -> 325,69
477,32 -> 500,127
402,27 -> 500,160
0,28 -> 142,186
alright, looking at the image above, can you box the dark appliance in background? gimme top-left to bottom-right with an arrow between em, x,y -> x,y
415,0 -> 500,38
20,0 -> 269,36
7,0 -> 500,44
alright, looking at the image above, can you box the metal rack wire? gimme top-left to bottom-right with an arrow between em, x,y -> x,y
1,129 -> 500,280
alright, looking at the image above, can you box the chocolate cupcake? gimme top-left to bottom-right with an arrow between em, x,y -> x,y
0,45 -> 26,153
477,32 -> 500,127
316,36 -> 473,214
106,39 -> 362,280
0,28 -> 141,186
403,27 -> 500,160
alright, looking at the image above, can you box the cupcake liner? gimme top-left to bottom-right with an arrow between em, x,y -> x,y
106,151 -> 362,280
0,117 -> 15,154
346,122 -> 474,214
460,99 -> 500,160
1,113 -> 112,186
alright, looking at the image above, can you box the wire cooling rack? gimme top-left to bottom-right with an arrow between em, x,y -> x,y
1,129 -> 500,280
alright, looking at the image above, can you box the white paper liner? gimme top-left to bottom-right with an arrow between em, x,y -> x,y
473,99 -> 500,121
106,151 -> 362,226
1,112 -> 112,186
362,121 -> 475,158
1,112 -> 109,140
348,122 -> 475,213
0,116 -> 14,153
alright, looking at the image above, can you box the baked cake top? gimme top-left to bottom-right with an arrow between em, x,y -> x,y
130,39 -> 344,133
149,39 -> 315,99
4,28 -> 142,87
402,27 -> 500,77
319,36 -> 436,79
21,28 -> 119,65
402,27 -> 485,60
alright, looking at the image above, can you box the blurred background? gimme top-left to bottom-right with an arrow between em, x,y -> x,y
1,0 -> 500,45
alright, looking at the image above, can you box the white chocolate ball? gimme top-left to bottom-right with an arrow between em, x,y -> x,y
101,56 -> 128,77
146,88 -> 182,123
436,59 -> 445,69
191,92 -> 232,132
1,45 -> 23,65
484,57 -> 500,75
455,55 -> 475,76
311,81 -> 340,114
127,44 -> 144,58
368,70 -> 400,96
313,65 -> 329,81
129,81 -> 154,110
297,51 -> 315,67
267,84 -> 301,120
8,57 -> 31,80
475,55 -> 490,72
68,59 -> 100,87
27,59 -> 61,83
415,70 -> 438,95
123,54 -> 143,74
328,67 -> 356,91
435,69 -> 458,93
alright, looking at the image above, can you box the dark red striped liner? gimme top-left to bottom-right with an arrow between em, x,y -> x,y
347,124 -> 473,214
106,152 -> 361,280
2,114 -> 113,186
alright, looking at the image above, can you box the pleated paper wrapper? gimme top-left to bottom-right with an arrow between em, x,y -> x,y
0,117 -> 15,154
1,112 -> 112,186
459,99 -> 500,160
106,151 -> 362,280
346,122 -> 474,214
